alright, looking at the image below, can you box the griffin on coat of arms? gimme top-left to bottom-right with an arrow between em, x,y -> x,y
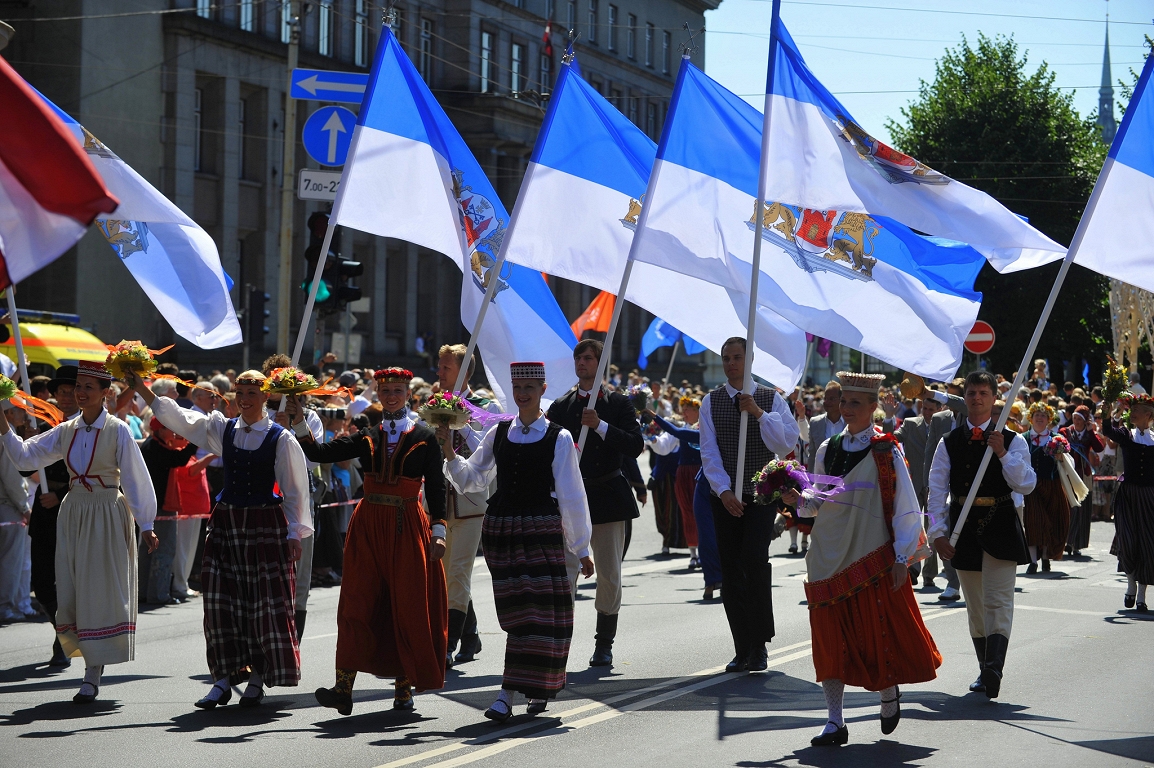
748,200 -> 878,282
835,116 -> 948,186
97,220 -> 149,260
452,169 -> 509,298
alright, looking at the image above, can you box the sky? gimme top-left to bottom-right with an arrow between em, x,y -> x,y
704,0 -> 1152,143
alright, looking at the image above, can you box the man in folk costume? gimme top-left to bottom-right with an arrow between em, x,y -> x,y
546,339 -> 643,667
0,360 -> 158,704
433,344 -> 500,667
129,368 -> 311,709
442,361 -> 594,720
26,364 -> 79,668
699,337 -> 799,674
928,371 -> 1036,699
787,372 -> 941,746
286,366 -> 448,716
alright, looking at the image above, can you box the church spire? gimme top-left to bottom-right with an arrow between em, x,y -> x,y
1098,10 -> 1117,143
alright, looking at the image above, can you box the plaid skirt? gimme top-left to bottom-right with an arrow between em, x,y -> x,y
482,505 -> 573,700
202,504 -> 300,687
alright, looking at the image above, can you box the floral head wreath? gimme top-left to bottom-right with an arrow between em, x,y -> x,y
1026,401 -> 1055,424
374,367 -> 414,383
679,395 -> 701,408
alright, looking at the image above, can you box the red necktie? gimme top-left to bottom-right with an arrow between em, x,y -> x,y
971,426 -> 985,441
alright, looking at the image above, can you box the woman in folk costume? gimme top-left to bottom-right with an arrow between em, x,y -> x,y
785,372 -> 940,747
1102,392 -> 1154,612
1023,402 -> 1078,573
0,360 -> 158,704
128,368 -> 310,709
1060,405 -> 1105,557
441,362 -> 594,722
287,366 -> 448,716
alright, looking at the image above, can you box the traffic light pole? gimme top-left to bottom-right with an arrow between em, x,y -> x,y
276,3 -> 300,354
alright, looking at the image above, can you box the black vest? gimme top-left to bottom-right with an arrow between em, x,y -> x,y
709,385 -> 776,498
824,433 -> 872,479
486,421 -> 561,516
944,425 -> 1029,569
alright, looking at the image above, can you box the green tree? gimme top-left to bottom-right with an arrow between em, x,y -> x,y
886,34 -> 1109,381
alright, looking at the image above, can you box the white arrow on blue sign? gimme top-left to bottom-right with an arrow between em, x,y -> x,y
302,106 -> 357,167
291,68 -> 370,104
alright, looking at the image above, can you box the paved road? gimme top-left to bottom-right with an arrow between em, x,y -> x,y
1,515 -> 1151,767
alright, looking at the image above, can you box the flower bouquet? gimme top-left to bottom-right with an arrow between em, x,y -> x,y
419,391 -> 472,430
1102,355 -> 1128,405
104,340 -> 174,380
625,384 -> 652,414
0,374 -> 64,426
751,458 -> 805,505
261,367 -> 319,395
1044,433 -> 1070,459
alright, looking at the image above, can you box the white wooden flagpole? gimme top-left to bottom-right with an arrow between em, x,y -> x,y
662,339 -> 680,386
5,288 -> 48,494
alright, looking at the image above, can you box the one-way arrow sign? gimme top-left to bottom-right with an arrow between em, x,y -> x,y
291,68 -> 370,104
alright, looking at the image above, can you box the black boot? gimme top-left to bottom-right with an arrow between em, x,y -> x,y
968,636 -> 986,692
456,602 -> 482,663
49,636 -> 70,668
589,612 -> 618,667
982,633 -> 1009,699
295,610 -> 307,643
446,608 -> 468,668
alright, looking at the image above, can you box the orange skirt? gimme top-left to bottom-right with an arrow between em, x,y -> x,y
334,476 -> 448,691
809,548 -> 941,691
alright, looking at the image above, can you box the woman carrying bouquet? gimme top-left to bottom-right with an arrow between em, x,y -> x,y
1023,403 -> 1071,572
0,360 -> 158,704
441,362 -> 594,721
1102,392 -> 1154,612
285,367 -> 448,716
128,367 -> 311,709
785,371 -> 940,746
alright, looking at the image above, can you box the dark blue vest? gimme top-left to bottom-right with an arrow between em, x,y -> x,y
217,419 -> 284,507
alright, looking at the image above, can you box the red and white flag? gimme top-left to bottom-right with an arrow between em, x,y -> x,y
0,56 -> 118,288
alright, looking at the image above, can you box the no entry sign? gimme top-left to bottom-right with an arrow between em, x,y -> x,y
965,321 -> 995,355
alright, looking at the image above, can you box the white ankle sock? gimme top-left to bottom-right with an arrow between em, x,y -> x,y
822,679 -> 845,728
243,672 -> 263,697
1138,583 -> 1149,602
83,665 -> 102,686
689,546 -> 698,557
490,689 -> 512,714
205,677 -> 230,700
789,529 -> 798,546
880,686 -> 899,718
1127,574 -> 1138,595
1029,545 -> 1038,561
801,533 -> 809,546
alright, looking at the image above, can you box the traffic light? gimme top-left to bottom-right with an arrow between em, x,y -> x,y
247,286 -> 270,340
331,258 -> 363,305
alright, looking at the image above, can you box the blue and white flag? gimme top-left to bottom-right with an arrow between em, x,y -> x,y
1073,54 -> 1154,292
763,14 -> 1063,273
498,57 -> 808,388
637,318 -> 706,370
631,59 -> 988,381
332,27 -> 576,405
37,94 -> 242,348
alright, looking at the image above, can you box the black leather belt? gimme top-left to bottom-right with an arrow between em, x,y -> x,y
583,469 -> 623,488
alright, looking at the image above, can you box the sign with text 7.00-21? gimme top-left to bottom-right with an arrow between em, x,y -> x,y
299,169 -> 342,202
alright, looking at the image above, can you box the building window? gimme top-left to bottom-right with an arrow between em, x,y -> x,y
239,0 -> 254,31
539,51 -> 552,90
196,0 -> 211,19
662,31 -> 671,73
318,0 -> 333,57
480,31 -> 493,93
512,0 -> 523,8
610,87 -> 622,110
194,88 -> 203,172
646,101 -> 656,137
511,43 -> 525,94
567,1 -> 576,32
626,14 -> 636,59
355,0 -> 370,66
419,18 -> 434,80
645,23 -> 653,67
281,0 -> 293,44
587,0 -> 597,44
238,98 -> 247,179
628,94 -> 638,125
547,0 -> 556,21
607,5 -> 617,51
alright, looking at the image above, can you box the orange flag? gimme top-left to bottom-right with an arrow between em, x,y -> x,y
571,291 -> 615,339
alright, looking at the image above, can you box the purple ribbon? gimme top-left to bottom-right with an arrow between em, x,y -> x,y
459,396 -> 515,428
784,465 -> 873,502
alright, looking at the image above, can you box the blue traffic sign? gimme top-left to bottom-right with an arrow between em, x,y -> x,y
302,106 -> 357,167
291,68 -> 369,104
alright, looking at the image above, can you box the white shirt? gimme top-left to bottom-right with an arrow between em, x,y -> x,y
698,383 -> 800,495
443,414 -> 593,558
1132,427 -> 1154,446
648,429 -> 680,457
0,410 -> 157,531
191,404 -> 223,467
926,417 -> 1037,541
799,425 -> 924,564
151,397 -> 312,540
347,394 -> 372,419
